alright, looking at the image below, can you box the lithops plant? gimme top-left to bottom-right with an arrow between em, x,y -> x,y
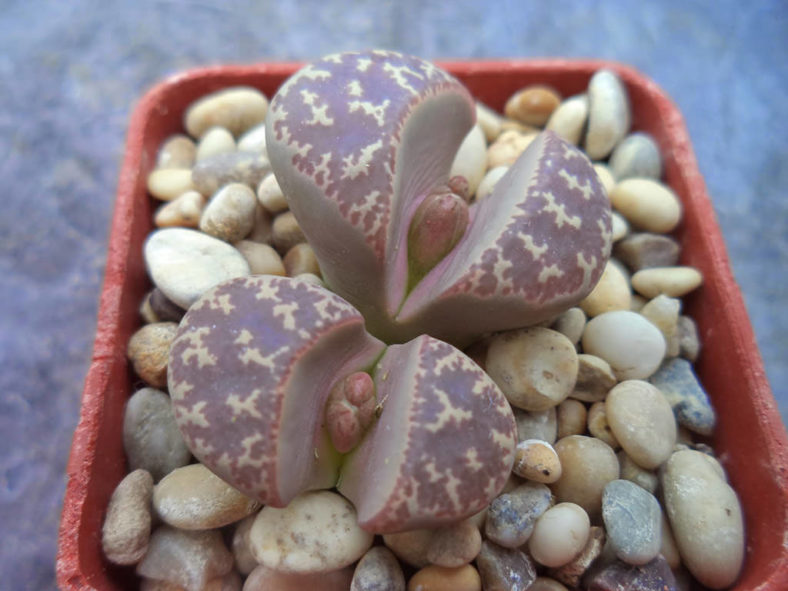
266,49 -> 612,345
168,275 -> 517,532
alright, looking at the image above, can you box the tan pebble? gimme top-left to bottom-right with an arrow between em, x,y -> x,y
579,260 -> 631,317
154,190 -> 206,228
256,173 -> 288,213
556,399 -> 587,439
466,508 -> 487,531
271,211 -> 306,253
499,119 -> 540,134
659,508 -> 681,570
527,577 -> 568,591
291,272 -> 324,287
197,126 -> 237,161
640,294 -> 681,357
678,315 -> 701,362
157,134 -> 196,169
475,165 -> 509,201
551,435 -> 619,519
237,123 -> 268,154
611,211 -> 629,241
505,85 -> 561,126
606,380 -> 676,469
617,450 -> 659,493
102,470 -> 154,565
528,502 -> 590,568
234,241 -> 286,276
154,463 -> 260,530
571,354 -> 616,403
426,519 -> 482,567
450,124 -> 487,197
630,293 -> 647,311
246,203 -> 273,244
551,307 -> 586,346
513,439 -> 562,483
593,163 -> 616,196
147,169 -> 195,201
486,327 -> 579,411
475,102 -> 504,142
631,266 -> 703,298
127,322 -> 178,388
547,525 -> 605,587
610,178 -> 682,233
487,130 -> 538,168
383,529 -> 433,568
192,151 -> 271,197
185,86 -> 268,138
199,183 -> 257,243
514,407 -> 558,444
243,564 -> 353,591
546,94 -> 588,145
232,514 -> 259,575
407,564 -> 481,591
351,546 -> 405,591
250,490 -> 373,574
283,243 -> 321,277
587,402 -> 619,449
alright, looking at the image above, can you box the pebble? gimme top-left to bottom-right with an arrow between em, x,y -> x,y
499,119 -> 539,134
123,388 -> 191,481
512,439 -> 562,483
528,502 -> 591,568
649,357 -> 715,435
484,482 -> 553,548
556,398 -> 587,439
246,203 -> 274,244
351,546 -> 406,591
579,261 -> 632,317
126,322 -> 178,388
382,529 -> 432,568
154,190 -> 206,228
148,288 -> 186,323
584,554 -> 677,591
617,451 -> 658,494
283,242 -> 321,277
610,212 -> 629,242
659,510 -> 682,570
249,490 -> 374,574
407,564 -> 481,591
475,102 -> 504,142
551,435 -> 619,519
475,165 -> 508,201
136,526 -> 234,591
185,86 -> 269,138
147,169 -> 196,201
662,450 -> 744,588
608,132 -> 662,180
102,469 -> 154,565
606,380 -> 676,469
610,178 -> 682,233
504,85 -> 561,126
199,182 -> 257,242
551,307 -> 586,345
631,266 -> 703,299
582,310 -> 666,380
613,232 -> 681,271
677,315 -> 701,362
157,134 -> 197,169
256,173 -> 288,213
233,240 -> 286,276
587,402 -> 619,449
475,540 -> 537,591
192,151 -> 271,196
153,463 -> 260,530
639,295 -> 680,357
545,94 -> 588,145
426,519 -> 481,567
593,164 -> 616,196
571,354 -> 617,403
547,525 -> 605,587
243,564 -> 354,591
584,69 -> 630,160
602,480 -> 661,565
486,130 -> 538,168
271,211 -> 307,253
237,123 -> 268,153
514,407 -> 558,444
486,327 -> 579,411
527,578 -> 568,591
231,514 -> 259,575
197,126 -> 237,161
144,228 -> 250,309
450,124 -> 487,197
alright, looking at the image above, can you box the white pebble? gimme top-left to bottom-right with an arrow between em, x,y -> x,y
528,503 -> 591,568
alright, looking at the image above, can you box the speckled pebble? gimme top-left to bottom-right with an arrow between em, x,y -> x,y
606,380 -> 677,470
556,398 -> 587,438
242,564 -> 354,591
231,514 -> 259,576
407,564 -> 481,591
196,126 -> 237,161
545,94 -> 588,145
513,439 -> 562,483
256,172 -> 288,213
233,240 -> 286,276
649,357 -> 715,435
602,479 -> 661,565
528,502 -> 591,568
249,490 -> 374,574
426,519 -> 481,567
514,407 -> 558,444
551,307 -> 586,345
192,151 -> 271,196
631,266 -> 703,299
547,525 -> 605,588
102,469 -> 154,565
126,322 -> 178,388
157,134 -> 197,169
505,85 -> 562,126
450,124 -> 487,197
154,190 -> 206,228
271,211 -> 307,253
609,132 -> 662,180
613,232 -> 681,271
153,463 -> 260,530
136,526 -> 234,591
185,86 -> 268,138
123,388 -> 191,482
610,179 -> 682,233
587,402 -> 619,449
486,130 -> 538,168
475,540 -> 537,591
551,435 -> 619,519
571,354 -> 617,403
350,546 -> 406,591
484,481 -> 553,548
584,69 -> 630,160
199,182 -> 257,242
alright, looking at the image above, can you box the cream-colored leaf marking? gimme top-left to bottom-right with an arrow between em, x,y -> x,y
226,388 -> 264,419
538,263 -> 564,283
559,168 -> 595,200
347,79 -> 363,97
236,433 -> 267,469
516,230 -> 549,261
348,98 -> 391,127
234,329 -> 254,346
464,447 -> 484,471
356,57 -> 372,72
382,62 -> 423,96
341,139 -> 384,180
424,387 -> 474,433
300,89 -> 335,126
208,293 -> 235,315
541,190 -> 582,229
576,252 -> 599,292
272,301 -> 300,330
238,346 -> 282,370
179,327 -> 218,368
178,400 -> 210,428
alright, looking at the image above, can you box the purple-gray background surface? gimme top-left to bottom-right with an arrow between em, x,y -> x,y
1,1 -> 785,588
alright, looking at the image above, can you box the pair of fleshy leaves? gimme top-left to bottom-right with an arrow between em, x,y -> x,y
265,49 -> 612,346
168,275 -> 517,533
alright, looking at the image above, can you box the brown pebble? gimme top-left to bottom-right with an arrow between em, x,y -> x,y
102,469 -> 154,565
475,540 -> 536,591
556,399 -> 587,439
504,85 -> 562,127
407,564 -> 481,591
283,243 -> 321,277
271,211 -> 306,253
426,519 -> 482,567
383,529 -> 432,568
127,322 -> 178,388
551,435 -> 619,519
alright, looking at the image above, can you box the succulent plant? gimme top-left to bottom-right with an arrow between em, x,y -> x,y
266,49 -> 612,345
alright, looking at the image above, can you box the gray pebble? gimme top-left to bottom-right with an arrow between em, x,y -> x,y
613,233 -> 681,271
677,315 -> 701,362
609,132 -> 662,180
350,546 -> 405,591
123,388 -> 191,481
102,469 -> 154,565
485,482 -> 553,548
649,357 -> 716,436
584,554 -> 677,591
602,480 -> 662,565
192,151 -> 271,196
476,540 -> 537,591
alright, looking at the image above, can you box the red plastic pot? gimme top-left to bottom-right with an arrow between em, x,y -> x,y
56,59 -> 788,590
